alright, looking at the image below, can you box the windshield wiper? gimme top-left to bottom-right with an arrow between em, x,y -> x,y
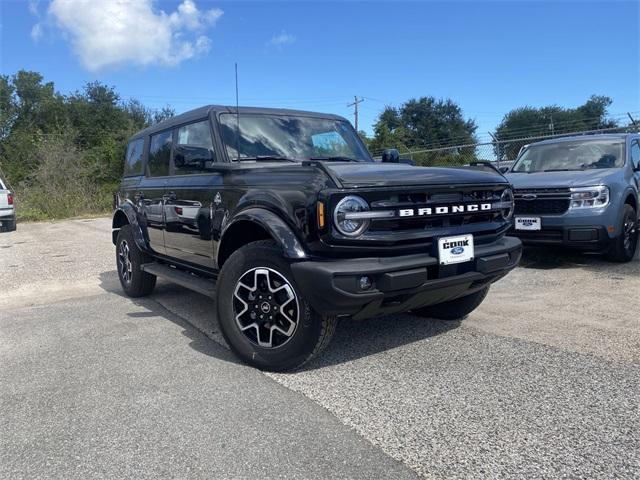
543,168 -> 582,172
309,156 -> 360,162
238,155 -> 298,163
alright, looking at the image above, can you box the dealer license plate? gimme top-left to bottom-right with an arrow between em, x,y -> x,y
438,234 -> 474,265
515,217 -> 541,231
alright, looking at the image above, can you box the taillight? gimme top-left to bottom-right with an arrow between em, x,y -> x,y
7,193 -> 13,205
175,207 -> 183,215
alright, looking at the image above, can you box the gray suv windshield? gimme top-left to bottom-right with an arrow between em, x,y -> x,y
219,113 -> 371,162
512,139 -> 625,173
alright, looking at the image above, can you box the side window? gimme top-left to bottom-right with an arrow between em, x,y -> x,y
123,138 -> 144,177
630,140 -> 640,169
174,120 -> 216,175
148,130 -> 172,177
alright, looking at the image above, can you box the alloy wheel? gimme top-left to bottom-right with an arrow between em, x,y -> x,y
118,240 -> 133,284
233,267 -> 299,348
623,215 -> 637,255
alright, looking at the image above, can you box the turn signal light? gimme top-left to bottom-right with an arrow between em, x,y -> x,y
317,201 -> 326,228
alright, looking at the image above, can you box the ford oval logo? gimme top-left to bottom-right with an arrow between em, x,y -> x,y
451,246 -> 465,255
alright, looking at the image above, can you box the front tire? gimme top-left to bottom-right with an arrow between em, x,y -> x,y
412,286 -> 490,321
116,225 -> 156,297
606,205 -> 638,262
216,240 -> 336,371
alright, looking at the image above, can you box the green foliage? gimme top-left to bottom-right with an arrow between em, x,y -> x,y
369,97 -> 477,159
494,95 -> 618,160
368,97 -> 478,166
0,70 -> 174,220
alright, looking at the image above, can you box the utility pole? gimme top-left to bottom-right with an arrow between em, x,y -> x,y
548,114 -> 555,135
348,96 -> 364,131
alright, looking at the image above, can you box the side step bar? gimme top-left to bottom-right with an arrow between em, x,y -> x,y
141,263 -> 217,298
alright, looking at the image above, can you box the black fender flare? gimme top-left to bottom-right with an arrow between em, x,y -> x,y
218,208 -> 308,265
112,202 -> 147,252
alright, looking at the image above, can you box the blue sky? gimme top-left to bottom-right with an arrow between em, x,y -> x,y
1,0 -> 639,140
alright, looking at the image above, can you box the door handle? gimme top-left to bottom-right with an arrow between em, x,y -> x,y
163,191 -> 177,201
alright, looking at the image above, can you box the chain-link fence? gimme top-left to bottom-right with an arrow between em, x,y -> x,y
371,122 -> 639,168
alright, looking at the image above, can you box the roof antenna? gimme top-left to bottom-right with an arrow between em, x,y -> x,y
235,62 -> 240,161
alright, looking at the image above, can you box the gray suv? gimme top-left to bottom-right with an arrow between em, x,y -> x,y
505,134 -> 639,262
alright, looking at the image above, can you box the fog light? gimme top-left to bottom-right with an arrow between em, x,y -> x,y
359,276 -> 372,291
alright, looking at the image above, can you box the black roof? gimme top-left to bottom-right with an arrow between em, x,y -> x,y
131,105 -> 349,139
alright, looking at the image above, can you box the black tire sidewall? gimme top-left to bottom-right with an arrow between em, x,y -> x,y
216,241 -> 323,371
609,205 -> 638,262
115,225 -> 155,296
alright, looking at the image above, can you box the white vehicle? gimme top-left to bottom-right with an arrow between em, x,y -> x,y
0,177 -> 16,232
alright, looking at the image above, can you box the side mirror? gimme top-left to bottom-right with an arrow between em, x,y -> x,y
499,166 -> 510,174
381,148 -> 400,163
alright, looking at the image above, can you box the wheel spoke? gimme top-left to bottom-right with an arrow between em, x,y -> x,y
233,267 -> 299,349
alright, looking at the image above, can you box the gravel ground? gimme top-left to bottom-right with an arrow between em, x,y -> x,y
1,218 -> 639,479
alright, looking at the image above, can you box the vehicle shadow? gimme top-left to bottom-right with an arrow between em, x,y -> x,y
98,270 -> 240,365
519,244 -> 640,277
98,270 -> 460,371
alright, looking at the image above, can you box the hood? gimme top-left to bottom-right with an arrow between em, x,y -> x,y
324,162 -> 507,188
505,169 -> 621,189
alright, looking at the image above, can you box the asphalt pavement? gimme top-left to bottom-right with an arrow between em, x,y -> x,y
1,218 -> 638,479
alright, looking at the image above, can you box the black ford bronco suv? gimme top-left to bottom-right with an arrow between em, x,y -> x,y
112,105 -> 522,371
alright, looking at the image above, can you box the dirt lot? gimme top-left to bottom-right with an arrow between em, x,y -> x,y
1,218 -> 639,479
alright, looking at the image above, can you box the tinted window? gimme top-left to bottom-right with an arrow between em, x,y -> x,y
631,140 -> 640,169
148,131 -> 172,177
219,114 -> 371,162
123,138 -> 144,176
512,139 -> 625,173
174,120 -> 216,175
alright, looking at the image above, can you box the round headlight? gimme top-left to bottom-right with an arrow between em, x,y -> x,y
333,195 -> 370,237
500,188 -> 514,220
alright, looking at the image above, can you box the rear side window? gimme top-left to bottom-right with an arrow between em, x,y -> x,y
174,120 -> 216,175
123,138 -> 144,177
148,130 -> 172,177
631,140 -> 640,169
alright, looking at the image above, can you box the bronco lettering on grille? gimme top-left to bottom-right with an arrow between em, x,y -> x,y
398,203 -> 492,217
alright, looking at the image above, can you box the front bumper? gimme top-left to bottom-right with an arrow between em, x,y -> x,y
508,225 -> 610,249
291,236 -> 522,320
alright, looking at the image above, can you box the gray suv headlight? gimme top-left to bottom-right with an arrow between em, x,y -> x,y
333,195 -> 370,237
569,186 -> 609,209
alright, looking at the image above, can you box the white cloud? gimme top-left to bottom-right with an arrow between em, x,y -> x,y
31,23 -> 43,41
34,0 -> 223,72
267,31 -> 296,48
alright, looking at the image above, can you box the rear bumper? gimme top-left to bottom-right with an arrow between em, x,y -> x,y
0,210 -> 15,232
291,236 -> 522,320
508,225 -> 610,250
0,208 -> 14,219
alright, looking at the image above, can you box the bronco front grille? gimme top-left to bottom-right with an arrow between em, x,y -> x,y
328,185 -> 510,246
514,188 -> 570,215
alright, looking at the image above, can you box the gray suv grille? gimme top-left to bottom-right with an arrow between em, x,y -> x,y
514,188 -> 571,215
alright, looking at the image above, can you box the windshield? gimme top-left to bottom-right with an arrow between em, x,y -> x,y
219,113 -> 372,162
512,139 -> 625,173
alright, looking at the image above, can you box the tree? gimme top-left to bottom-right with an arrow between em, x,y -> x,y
369,97 -> 477,166
494,95 -> 619,160
0,70 -> 180,220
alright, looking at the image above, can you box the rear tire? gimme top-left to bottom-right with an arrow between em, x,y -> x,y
216,240 -> 336,371
606,205 -> 638,263
412,286 -> 490,321
116,225 -> 156,297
